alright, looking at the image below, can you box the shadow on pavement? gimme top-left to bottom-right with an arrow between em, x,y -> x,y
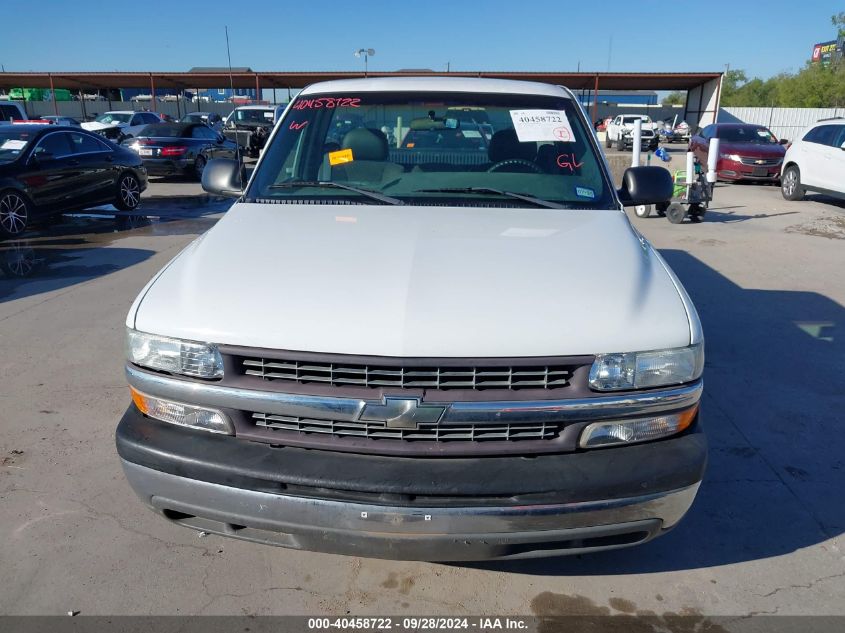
702,209 -> 799,223
472,250 -> 844,575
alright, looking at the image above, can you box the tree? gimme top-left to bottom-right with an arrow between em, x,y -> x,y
719,70 -> 749,106
718,15 -> 845,108
661,91 -> 684,106
833,12 -> 845,36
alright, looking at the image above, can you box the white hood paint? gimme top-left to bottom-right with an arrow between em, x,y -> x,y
80,121 -> 123,132
132,203 -> 692,357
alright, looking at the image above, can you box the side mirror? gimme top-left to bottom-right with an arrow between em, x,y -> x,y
617,166 -> 673,206
30,150 -> 54,164
201,158 -> 244,198
779,139 -> 789,145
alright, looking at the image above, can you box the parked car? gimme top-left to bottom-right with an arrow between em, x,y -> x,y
0,125 -> 147,238
781,118 -> 845,201
81,111 -> 162,142
117,77 -> 704,562
689,123 -> 786,183
40,115 -> 82,127
125,122 -> 239,180
605,114 -> 660,151
0,102 -> 28,123
179,111 -> 224,132
223,104 -> 284,157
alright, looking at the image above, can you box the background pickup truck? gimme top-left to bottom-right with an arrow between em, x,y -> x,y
605,114 -> 660,152
223,104 -> 284,157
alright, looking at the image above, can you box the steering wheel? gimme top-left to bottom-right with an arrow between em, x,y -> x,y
487,159 -> 544,174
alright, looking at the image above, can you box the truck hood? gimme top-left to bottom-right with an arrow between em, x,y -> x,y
80,121 -> 125,132
132,203 -> 692,357
717,141 -> 786,158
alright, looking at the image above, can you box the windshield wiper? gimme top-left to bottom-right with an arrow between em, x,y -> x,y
414,187 -> 566,209
268,181 -> 403,205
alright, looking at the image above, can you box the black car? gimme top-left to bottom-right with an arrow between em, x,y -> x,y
0,125 -> 147,238
126,122 -> 238,180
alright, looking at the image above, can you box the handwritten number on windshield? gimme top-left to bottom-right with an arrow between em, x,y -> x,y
556,153 -> 583,172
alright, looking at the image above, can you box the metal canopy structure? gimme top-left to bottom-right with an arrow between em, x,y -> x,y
0,70 -> 724,127
0,70 -> 721,90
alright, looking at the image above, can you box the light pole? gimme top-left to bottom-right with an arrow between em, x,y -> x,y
354,48 -> 375,77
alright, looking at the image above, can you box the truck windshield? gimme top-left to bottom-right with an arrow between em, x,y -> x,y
248,91 -> 613,208
622,116 -> 651,125
235,109 -> 274,123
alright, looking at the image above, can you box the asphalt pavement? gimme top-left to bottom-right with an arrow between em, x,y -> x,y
1,176 -> 843,622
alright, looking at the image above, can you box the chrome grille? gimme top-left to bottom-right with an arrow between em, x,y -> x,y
252,412 -> 560,442
241,358 -> 573,391
738,157 -> 781,166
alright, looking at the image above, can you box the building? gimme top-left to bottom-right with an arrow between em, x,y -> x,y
187,67 -> 258,102
574,89 -> 658,107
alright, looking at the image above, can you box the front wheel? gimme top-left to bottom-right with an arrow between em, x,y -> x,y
617,137 -> 625,151
115,173 -> 141,211
0,190 -> 31,238
781,166 -> 804,201
634,204 -> 652,218
193,155 -> 207,181
605,134 -> 612,149
666,203 -> 687,224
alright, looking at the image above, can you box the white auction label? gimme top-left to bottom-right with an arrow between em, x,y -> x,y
1,139 -> 27,150
509,109 -> 575,143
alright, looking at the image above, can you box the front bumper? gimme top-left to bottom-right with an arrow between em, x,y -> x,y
717,159 -> 781,181
141,157 -> 192,176
116,406 -> 707,561
620,135 -> 659,150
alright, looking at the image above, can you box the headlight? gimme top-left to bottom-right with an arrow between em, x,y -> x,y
579,405 -> 698,448
719,153 -> 741,161
131,387 -> 233,434
588,343 -> 703,391
126,329 -> 223,379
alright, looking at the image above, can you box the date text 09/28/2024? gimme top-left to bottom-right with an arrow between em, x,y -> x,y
307,617 -> 528,630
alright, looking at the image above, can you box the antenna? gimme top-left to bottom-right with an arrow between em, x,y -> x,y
224,26 -> 243,188
225,26 -> 236,115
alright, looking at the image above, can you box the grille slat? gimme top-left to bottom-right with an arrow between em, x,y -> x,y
253,412 -> 560,442
240,357 -> 574,391
738,156 -> 781,166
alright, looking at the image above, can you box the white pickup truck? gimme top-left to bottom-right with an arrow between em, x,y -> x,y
605,114 -> 660,152
117,77 -> 705,561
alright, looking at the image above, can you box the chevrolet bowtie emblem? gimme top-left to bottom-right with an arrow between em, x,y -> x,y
358,397 -> 446,429
755,159 -> 765,164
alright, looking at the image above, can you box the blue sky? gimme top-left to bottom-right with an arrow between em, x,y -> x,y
1,0 -> 838,80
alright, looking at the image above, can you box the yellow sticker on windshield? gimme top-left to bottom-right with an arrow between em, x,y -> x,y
329,148 -> 354,165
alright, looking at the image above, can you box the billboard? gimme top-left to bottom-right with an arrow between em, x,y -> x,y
812,38 -> 844,65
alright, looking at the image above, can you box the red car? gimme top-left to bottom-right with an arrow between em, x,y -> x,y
689,123 -> 787,183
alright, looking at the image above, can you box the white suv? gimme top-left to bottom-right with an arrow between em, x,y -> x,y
781,119 -> 845,201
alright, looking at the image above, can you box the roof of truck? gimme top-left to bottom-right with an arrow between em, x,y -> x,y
299,76 -> 573,98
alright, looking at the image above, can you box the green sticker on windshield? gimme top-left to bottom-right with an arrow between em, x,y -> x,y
575,186 -> 595,199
